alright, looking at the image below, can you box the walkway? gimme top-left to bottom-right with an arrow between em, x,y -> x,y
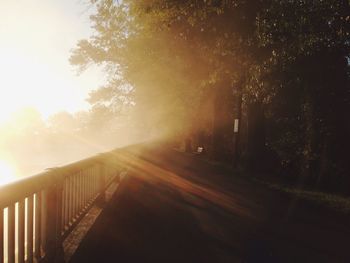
69,145 -> 350,263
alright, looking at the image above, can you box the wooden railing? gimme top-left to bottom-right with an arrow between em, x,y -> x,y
0,149 -> 126,263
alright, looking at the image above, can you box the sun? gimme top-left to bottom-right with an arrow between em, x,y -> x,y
0,159 -> 17,186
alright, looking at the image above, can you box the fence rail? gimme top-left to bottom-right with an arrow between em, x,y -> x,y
0,149 -> 126,263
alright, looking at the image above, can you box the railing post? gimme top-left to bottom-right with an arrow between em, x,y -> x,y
97,154 -> 107,206
42,169 -> 65,263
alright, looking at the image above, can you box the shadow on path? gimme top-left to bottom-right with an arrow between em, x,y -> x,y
70,145 -> 350,263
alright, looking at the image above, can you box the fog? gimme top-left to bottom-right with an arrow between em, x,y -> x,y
0,107 -> 137,181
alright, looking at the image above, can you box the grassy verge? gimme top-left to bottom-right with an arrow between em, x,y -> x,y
253,178 -> 350,215
176,149 -> 350,215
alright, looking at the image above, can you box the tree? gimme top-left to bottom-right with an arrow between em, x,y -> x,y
71,0 -> 269,161
255,0 -> 350,188
71,0 -> 350,192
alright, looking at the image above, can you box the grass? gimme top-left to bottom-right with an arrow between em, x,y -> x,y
177,149 -> 350,215
253,178 -> 350,215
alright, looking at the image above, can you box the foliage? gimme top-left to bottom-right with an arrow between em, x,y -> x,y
71,0 -> 350,193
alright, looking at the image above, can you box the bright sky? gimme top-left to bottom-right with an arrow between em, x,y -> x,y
0,0 -> 105,123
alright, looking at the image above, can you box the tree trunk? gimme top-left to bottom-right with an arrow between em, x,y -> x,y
212,83 -> 233,161
185,137 -> 192,153
246,100 -> 266,169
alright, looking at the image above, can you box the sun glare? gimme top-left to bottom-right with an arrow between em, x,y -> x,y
0,159 -> 17,186
0,47 -> 73,123
0,0 -> 104,126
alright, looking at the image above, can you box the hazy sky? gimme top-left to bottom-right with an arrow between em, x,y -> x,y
0,0 -> 105,122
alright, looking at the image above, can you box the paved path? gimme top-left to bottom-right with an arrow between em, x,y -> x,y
70,145 -> 350,263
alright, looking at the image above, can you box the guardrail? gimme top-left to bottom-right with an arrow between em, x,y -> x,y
0,149 -> 126,263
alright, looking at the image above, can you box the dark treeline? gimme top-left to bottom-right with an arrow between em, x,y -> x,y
70,0 -> 350,194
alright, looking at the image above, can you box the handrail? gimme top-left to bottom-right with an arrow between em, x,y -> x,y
0,148 -> 127,263
0,171 -> 54,210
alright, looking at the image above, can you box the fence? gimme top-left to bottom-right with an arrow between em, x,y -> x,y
0,149 -> 126,263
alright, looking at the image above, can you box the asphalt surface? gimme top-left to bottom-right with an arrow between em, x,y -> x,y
69,145 -> 350,263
